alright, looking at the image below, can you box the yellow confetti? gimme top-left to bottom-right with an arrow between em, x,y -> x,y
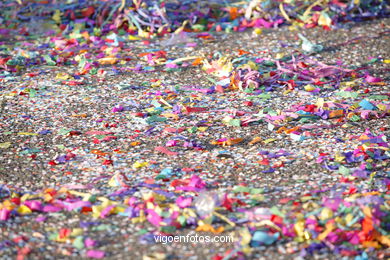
73,23 -> 84,32
174,20 -> 189,34
253,219 -> 281,231
316,98 -> 324,108
128,35 -> 141,41
303,0 -> 322,18
17,132 -> 38,136
279,3 -> 291,22
304,85 -> 316,92
70,228 -> 83,236
159,98 -> 172,108
119,0 -> 126,12
113,206 -> 125,214
56,73 -> 71,80
17,205 -> 32,215
0,142 -> 11,149
151,81 -> 161,87
320,207 -> 333,221
138,29 -> 150,38
98,57 -> 118,65
239,227 -> 252,246
340,81 -> 357,87
253,28 -> 262,35
345,213 -> 354,224
263,72 -> 271,78
169,56 -> 201,65
334,152 -> 345,162
318,221 -> 335,241
91,205 -> 102,218
213,211 -> 236,227
377,104 -> 387,111
131,210 -> 146,223
52,10 -> 61,24
2,200 -> 14,210
108,173 -> 122,187
318,12 -> 332,27
362,206 -> 372,218
161,113 -> 179,120
247,60 -> 259,70
263,138 -> 276,144
132,161 -> 149,169
20,193 -> 40,202
202,56 -> 233,78
276,53 -> 285,59
301,196 -> 313,202
143,252 -> 166,260
294,220 -> 305,238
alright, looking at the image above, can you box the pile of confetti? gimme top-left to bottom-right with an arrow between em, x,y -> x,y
0,0 -> 389,259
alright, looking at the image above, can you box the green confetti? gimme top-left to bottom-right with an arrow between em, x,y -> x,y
270,206 -> 285,218
233,186 -> 251,193
338,166 -> 351,175
160,226 -> 176,233
336,91 -> 359,98
367,95 -> 388,100
146,115 -> 167,124
228,119 -> 241,127
73,236 -> 84,249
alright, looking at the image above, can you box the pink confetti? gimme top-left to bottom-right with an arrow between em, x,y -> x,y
42,205 -> 62,213
185,107 -> 208,113
24,200 -> 42,211
100,205 -> 115,218
86,250 -> 105,259
35,216 -> 47,222
166,140 -> 178,147
85,131 -> 114,135
0,208 -> 10,221
175,196 -> 192,208
146,209 -> 162,226
155,146 -> 178,156
64,201 -> 92,211
365,74 -> 382,83
84,238 -> 96,248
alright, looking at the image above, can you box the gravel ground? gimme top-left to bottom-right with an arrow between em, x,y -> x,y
0,18 -> 389,260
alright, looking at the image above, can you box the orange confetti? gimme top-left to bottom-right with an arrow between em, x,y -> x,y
229,7 -> 238,20
192,57 -> 203,66
362,217 -> 374,235
70,114 -> 88,118
138,53 -> 149,57
237,49 -> 250,56
329,109 -> 344,118
196,224 -> 224,233
249,136 -> 262,145
91,149 -> 108,156
378,235 -> 390,247
362,240 -> 381,249
285,126 -> 300,134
